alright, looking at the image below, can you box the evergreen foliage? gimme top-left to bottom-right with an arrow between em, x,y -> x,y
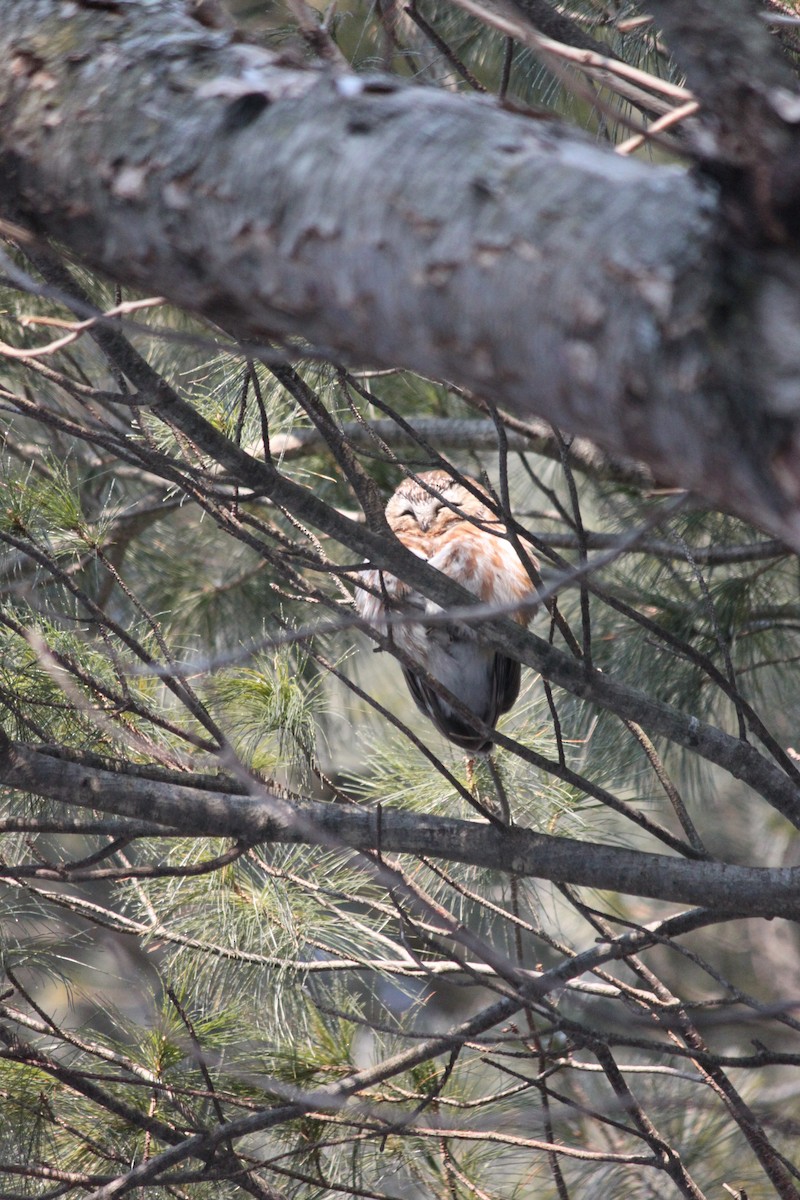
1,2 -> 800,1198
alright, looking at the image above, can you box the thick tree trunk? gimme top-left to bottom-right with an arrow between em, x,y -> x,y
1,1 -> 800,541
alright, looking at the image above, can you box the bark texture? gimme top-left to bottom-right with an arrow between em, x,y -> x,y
2,2 -> 800,541
3,736 -> 800,917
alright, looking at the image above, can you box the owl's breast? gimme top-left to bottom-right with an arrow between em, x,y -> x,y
427,526 -> 538,623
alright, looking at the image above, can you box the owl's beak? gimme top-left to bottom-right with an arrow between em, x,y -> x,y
418,503 -> 440,532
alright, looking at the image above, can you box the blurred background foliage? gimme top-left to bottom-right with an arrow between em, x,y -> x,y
1,0 -> 800,1197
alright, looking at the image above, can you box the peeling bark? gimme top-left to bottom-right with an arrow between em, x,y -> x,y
1,1 -> 800,541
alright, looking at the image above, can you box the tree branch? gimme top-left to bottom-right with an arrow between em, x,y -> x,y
645,0 -> 800,226
3,2 -> 800,541
4,735 -> 800,918
268,415 -> 655,489
74,906 -> 730,1200
7,260 -> 798,830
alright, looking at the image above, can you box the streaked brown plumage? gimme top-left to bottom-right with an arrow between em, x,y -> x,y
355,470 -> 539,752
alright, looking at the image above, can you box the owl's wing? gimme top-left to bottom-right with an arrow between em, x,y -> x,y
354,568 -> 416,635
492,652 -> 522,717
425,535 -> 538,622
353,568 -> 382,625
401,648 -> 520,753
401,665 -> 494,753
357,531 -> 528,751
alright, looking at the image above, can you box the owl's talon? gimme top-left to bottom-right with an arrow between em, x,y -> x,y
465,754 -> 500,817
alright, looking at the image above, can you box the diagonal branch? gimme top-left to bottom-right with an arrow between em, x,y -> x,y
10,256 -> 800,831
76,906 -> 727,1200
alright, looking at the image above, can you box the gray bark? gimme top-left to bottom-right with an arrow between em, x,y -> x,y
269,416 -> 655,486
3,736 -> 800,918
2,2 -> 800,542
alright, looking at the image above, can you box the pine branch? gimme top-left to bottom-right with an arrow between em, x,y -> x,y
3,734 -> 800,917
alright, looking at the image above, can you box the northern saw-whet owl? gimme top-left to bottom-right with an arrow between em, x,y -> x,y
355,470 -> 539,752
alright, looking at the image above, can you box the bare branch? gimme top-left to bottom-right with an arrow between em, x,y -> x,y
3,736 -> 800,917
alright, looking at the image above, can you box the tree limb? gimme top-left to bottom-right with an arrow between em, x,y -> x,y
72,906 -> 732,1200
4,735 -> 800,917
646,0 -> 800,226
268,415 -> 655,489
3,2 -> 800,541
5,251 -> 799,830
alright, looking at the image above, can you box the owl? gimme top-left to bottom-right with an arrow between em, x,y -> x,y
355,470 -> 539,752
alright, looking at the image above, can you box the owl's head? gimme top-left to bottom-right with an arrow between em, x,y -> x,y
385,470 -> 493,535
